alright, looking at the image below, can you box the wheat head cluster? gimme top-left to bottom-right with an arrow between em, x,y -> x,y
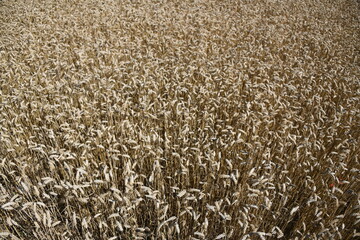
0,0 -> 359,239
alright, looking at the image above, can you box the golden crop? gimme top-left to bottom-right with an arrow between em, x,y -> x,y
0,0 -> 359,239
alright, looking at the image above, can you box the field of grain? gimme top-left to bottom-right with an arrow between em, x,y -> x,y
0,0 -> 359,239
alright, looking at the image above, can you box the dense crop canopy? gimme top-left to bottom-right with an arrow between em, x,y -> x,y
0,0 -> 359,239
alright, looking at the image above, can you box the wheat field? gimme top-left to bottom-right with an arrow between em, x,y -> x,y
0,0 -> 359,239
